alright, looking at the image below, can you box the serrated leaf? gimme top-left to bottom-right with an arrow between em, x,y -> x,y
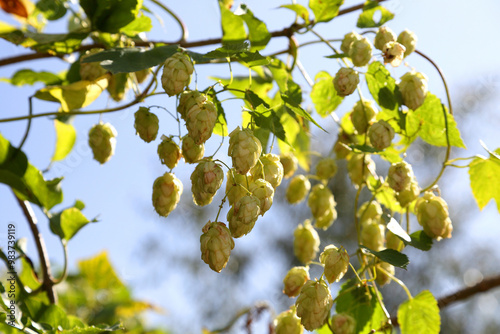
245,89 -> 270,109
36,0 -> 67,21
282,94 -> 324,131
406,230 -> 433,251
375,184 -> 403,213
119,13 -> 152,36
398,290 -> 440,334
469,152 -> 500,213
278,111 -> 310,171
80,0 -> 143,33
204,42 -> 249,58
0,30 -> 88,53
279,4 -> 310,23
2,69 -> 63,86
361,246 -> 409,269
250,105 -> 287,144
350,144 -> 380,153
357,1 -> 395,28
220,3 -> 246,43
50,207 -> 91,241
78,251 -> 125,290
235,4 -> 271,51
52,119 -> 76,162
235,50 -> 269,67
310,71 -> 343,117
309,0 -> 344,23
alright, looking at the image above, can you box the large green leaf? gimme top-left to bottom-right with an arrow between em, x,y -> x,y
398,290 -> 440,334
407,230 -> 433,251
52,119 -> 76,162
250,105 -> 287,144
2,69 -> 64,86
80,0 -> 143,33
119,13 -> 152,36
235,4 -> 271,51
278,111 -> 310,171
36,0 -> 67,21
0,31 -> 88,53
310,71 -> 343,117
78,252 -> 126,290
220,2 -> 246,43
279,4 -> 310,24
469,148 -> 500,213
50,207 -> 93,241
361,246 -> 409,269
357,1 -> 394,28
309,0 -> 344,23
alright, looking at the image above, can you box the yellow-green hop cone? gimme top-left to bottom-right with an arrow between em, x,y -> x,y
375,261 -> 394,286
293,220 -> 320,264
177,90 -> 206,120
157,135 -> 182,169
249,178 -> 274,216
274,308 -> 304,334
331,313 -> 356,334
334,131 -> 354,160
228,195 -> 260,238
382,41 -> 406,67
368,120 -> 395,150
333,67 -> 359,97
361,219 -> 386,251
349,37 -> 372,67
228,126 -> 262,175
88,122 -> 117,164
396,179 -> 420,207
161,52 -> 194,96
374,26 -> 396,51
79,48 -> 107,81
308,184 -> 336,220
357,201 -> 383,224
134,107 -> 159,143
190,160 -> 224,206
226,168 -> 249,206
397,29 -> 417,57
250,153 -> 284,189
280,152 -> 298,179
315,208 -> 337,230
107,73 -> 129,102
286,175 -> 311,204
295,279 -> 333,331
386,230 -> 405,252
341,31 -> 362,54
415,192 -> 453,240
350,100 -> 378,134
347,153 -> 376,186
152,172 -> 183,217
320,245 -> 349,284
315,157 -> 338,180
387,161 -> 414,193
200,221 -> 235,272
399,71 -> 428,110
283,266 -> 310,297
185,97 -> 217,145
134,68 -> 150,83
181,135 -> 204,163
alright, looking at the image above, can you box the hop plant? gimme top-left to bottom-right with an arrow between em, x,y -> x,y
357,201 -> 383,224
228,127 -> 262,175
397,29 -> 417,57
361,219 -> 385,251
334,131 -> 354,160
79,48 -> 107,81
396,179 -> 420,207
200,221 -> 235,272
333,67 -> 359,97
286,175 -> 311,204
349,37 -> 372,67
375,261 -> 394,286
320,245 -> 349,284
283,266 -> 310,297
374,26 -> 396,50
226,168 -> 249,206
415,192 -> 453,240
157,135 -> 182,169
228,195 -> 260,238
295,279 -> 333,331
274,308 -> 304,334
161,52 -> 194,96
249,178 -> 274,216
191,160 -> 224,206
399,71 -> 428,110
250,153 -> 284,189
308,184 -> 337,229
350,100 -> 378,134
368,120 -> 395,150
177,90 -> 206,120
152,172 -> 183,217
134,107 -> 159,143
386,230 -> 404,252
330,313 -> 356,334
134,68 -> 150,83
315,209 -> 337,230
181,135 -> 204,163
280,152 -> 298,178
293,220 -> 320,264
107,73 -> 129,102
315,157 -> 338,180
185,96 -> 217,145
347,153 -> 376,186
341,31 -> 362,54
382,41 -> 406,67
387,161 -> 414,193
88,122 -> 117,164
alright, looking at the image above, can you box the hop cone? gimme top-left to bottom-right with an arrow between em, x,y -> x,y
308,184 -> 337,230
331,313 -> 356,334
333,67 -> 359,97
295,279 -> 333,331
134,68 -> 150,83
382,41 -> 406,67
181,135 -> 204,163
107,73 -> 128,102
280,152 -> 298,178
161,52 -> 194,96
399,71 -> 428,110
396,179 -> 420,207
350,100 -> 378,134
293,220 -> 320,264
185,96 -> 217,145
361,219 -> 385,251
341,31 -> 362,54
334,131 -> 354,160
80,48 -> 107,81
368,120 -> 395,150
387,161 -> 414,193
250,153 -> 284,189
286,175 -> 311,204
249,178 -> 274,216
320,245 -> 349,284
283,266 -> 310,298
228,127 -> 262,174
374,26 -> 396,50
347,153 -> 376,186
375,262 -> 394,286
157,136 -> 182,169
228,195 -> 260,238
349,37 -> 372,67
415,192 -> 453,240
200,221 -> 235,272
397,29 -> 417,57
274,308 -> 304,334
88,122 -> 117,164
315,157 -> 338,180
178,90 -> 206,120
315,208 -> 337,230
191,160 -> 224,206
357,201 -> 382,224
152,172 -> 183,217
226,168 -> 249,206
134,107 -> 159,143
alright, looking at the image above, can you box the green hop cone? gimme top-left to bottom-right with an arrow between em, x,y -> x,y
228,126 -> 262,175
293,220 -> 320,264
382,41 -> 406,67
333,67 -> 359,97
361,219 -> 386,251
274,308 -> 304,334
386,230 -> 405,252
200,221 -> 235,272
295,279 -> 333,331
228,195 -> 260,238
397,29 -> 417,57
134,107 -> 159,143
331,313 -> 356,334
177,90 -> 206,120
349,37 -> 372,67
334,131 -> 354,160
185,96 -> 217,145
375,261 -> 394,286
368,120 -> 395,150
387,161 -> 414,193
283,266 -> 310,297
79,48 -> 107,81
226,168 -> 249,206
374,26 -> 396,51
396,179 -> 420,207
320,245 -> 349,284
161,52 -> 194,96
280,152 -> 298,179
152,172 -> 183,217
357,201 -> 383,224
315,208 -> 337,230
250,153 -> 284,189
191,160 -> 224,206
88,122 -> 117,164
340,31 -> 362,54
315,157 -> 338,180
350,100 -> 378,134
286,175 -> 311,204
308,184 -> 337,230
134,68 -> 150,83
347,153 -> 376,186
107,73 -> 129,102
399,71 -> 428,110
249,178 -> 274,216
181,135 -> 204,164
157,135 -> 182,169
415,192 -> 453,240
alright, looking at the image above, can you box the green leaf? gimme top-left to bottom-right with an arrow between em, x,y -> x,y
310,71 -> 343,118
250,105 -> 287,144
357,1 -> 395,28
50,207 -> 92,241
235,4 -> 271,51
119,13 -> 152,36
36,304 -> 70,329
36,0 -> 67,21
78,252 -> 125,290
19,257 -> 42,291
350,144 -> 380,154
52,120 -> 76,162
325,53 -> 349,59
279,4 -> 310,24
204,42 -> 250,58
206,92 -> 228,137
0,31 -> 89,54
361,246 -> 409,269
406,93 -> 465,148
80,0 -> 143,33
407,230 -> 433,251
469,150 -> 500,213
398,290 -> 440,334
375,184 -> 403,213
1,69 -> 63,86
386,217 -> 411,242
278,111 -> 311,171
245,89 -> 270,109
309,0 -> 344,23
220,3 -> 246,43
235,50 -> 269,67
282,94 -> 324,131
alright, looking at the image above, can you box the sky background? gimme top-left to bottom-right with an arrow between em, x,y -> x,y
1,0 -> 500,333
